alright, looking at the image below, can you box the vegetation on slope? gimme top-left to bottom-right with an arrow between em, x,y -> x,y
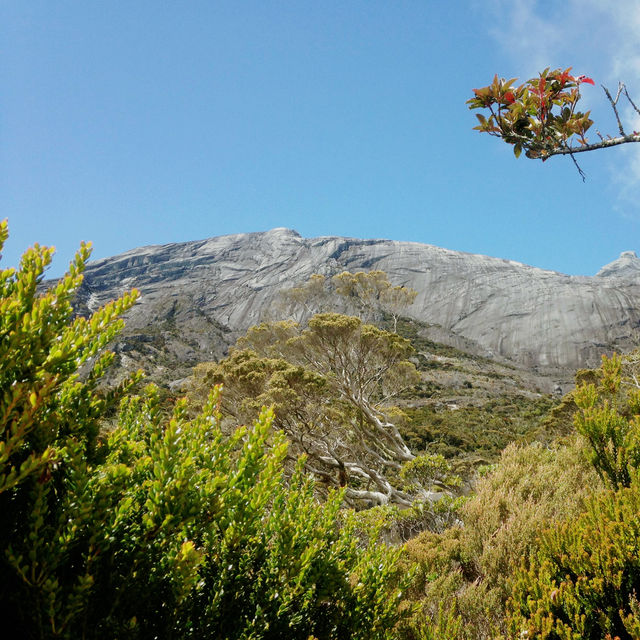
0,225 -> 407,640
5,224 -> 640,639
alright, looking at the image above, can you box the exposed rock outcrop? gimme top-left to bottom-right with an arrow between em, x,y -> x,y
596,250 -> 640,280
76,229 -> 640,381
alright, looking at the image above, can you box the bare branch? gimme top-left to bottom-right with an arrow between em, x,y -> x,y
568,151 -> 586,182
546,133 -> 640,157
622,84 -> 640,118
603,83 -> 626,136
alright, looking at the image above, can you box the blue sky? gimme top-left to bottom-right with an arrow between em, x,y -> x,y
2,1 -> 640,277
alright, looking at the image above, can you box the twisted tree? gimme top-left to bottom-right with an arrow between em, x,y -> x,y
190,314 -> 454,508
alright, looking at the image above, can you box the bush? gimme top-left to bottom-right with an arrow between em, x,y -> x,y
0,222 -> 139,637
400,437 -> 600,638
0,226 -> 408,639
573,353 -> 640,489
507,478 -> 640,639
506,352 -> 640,639
80,390 -> 408,639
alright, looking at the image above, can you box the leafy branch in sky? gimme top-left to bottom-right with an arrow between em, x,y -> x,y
467,67 -> 640,179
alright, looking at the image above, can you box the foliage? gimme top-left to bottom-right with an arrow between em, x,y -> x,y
189,313 -> 434,507
467,68 -> 595,160
332,270 -> 418,332
400,437 -> 599,639
506,352 -> 640,639
401,601 -> 465,640
0,220 -> 141,636
468,67 -> 640,178
400,394 -> 557,468
280,270 -> 417,331
353,493 -> 466,546
399,452 -> 461,494
91,391 -> 407,640
0,221 -> 139,498
0,228 -> 409,639
507,478 -> 640,640
573,352 -> 640,489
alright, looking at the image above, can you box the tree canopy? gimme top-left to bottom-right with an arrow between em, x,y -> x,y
279,270 -> 417,332
189,313 -> 456,508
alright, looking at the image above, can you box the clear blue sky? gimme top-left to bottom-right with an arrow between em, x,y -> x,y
2,1 -> 640,277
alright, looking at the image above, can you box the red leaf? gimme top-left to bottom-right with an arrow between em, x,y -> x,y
558,68 -> 573,85
538,76 -> 546,95
504,91 -> 516,104
577,75 -> 595,85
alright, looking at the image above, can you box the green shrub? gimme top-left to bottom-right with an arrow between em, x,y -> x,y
401,437 -> 600,639
574,353 -> 640,489
0,226 -> 408,639
401,395 -> 558,467
507,478 -> 640,639
82,390 -> 408,639
0,221 -> 140,637
506,352 -> 640,639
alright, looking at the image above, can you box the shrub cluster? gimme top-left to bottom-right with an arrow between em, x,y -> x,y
0,224 -> 407,640
6,221 -> 640,639
400,437 -> 599,638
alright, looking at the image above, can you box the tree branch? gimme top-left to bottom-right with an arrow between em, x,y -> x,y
603,83 -> 626,136
547,133 -> 640,157
622,85 -> 640,118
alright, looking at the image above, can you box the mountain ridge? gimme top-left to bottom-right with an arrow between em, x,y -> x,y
73,229 -> 640,386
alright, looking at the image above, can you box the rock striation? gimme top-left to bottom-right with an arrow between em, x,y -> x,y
75,229 -> 640,382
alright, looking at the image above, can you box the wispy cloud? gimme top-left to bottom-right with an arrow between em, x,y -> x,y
484,0 -> 640,84
482,1 -> 640,218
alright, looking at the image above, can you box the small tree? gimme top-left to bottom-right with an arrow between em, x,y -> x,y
189,313 -> 458,508
279,270 -> 417,332
468,67 -> 640,178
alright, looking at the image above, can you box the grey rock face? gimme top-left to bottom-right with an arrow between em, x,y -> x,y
78,229 -> 640,379
596,251 -> 640,280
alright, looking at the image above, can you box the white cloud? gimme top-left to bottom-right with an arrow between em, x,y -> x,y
482,0 -> 640,218
484,0 -> 640,83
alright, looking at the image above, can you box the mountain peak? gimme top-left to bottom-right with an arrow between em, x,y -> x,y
596,251 -> 640,279
265,227 -> 301,237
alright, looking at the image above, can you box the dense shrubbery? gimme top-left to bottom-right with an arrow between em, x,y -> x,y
401,351 -> 640,639
506,353 -> 640,639
401,395 -> 557,467
0,225 -> 407,640
6,221 -> 640,639
400,437 -> 599,638
507,479 -> 640,639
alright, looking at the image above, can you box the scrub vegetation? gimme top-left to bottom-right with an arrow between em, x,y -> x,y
4,221 -> 640,639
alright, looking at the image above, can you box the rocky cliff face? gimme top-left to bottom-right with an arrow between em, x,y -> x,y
75,229 -> 640,383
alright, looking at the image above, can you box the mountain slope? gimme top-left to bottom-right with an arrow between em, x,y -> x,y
74,229 -> 640,384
